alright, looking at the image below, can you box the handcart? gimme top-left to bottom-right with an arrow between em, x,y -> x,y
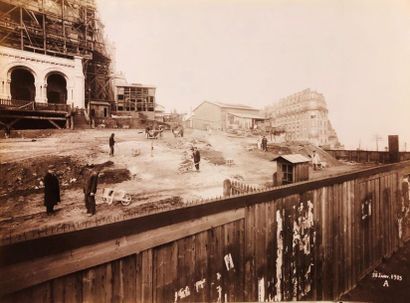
101,188 -> 132,206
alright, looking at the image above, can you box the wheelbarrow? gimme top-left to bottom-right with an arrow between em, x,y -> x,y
101,188 -> 132,206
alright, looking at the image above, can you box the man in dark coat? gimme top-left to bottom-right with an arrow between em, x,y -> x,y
262,136 -> 268,152
84,168 -> 99,216
43,168 -> 60,215
109,133 -> 115,156
192,147 -> 201,171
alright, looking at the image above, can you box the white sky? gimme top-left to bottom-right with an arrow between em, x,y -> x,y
96,0 -> 410,150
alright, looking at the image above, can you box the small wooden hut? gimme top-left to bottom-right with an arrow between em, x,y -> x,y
272,154 -> 310,185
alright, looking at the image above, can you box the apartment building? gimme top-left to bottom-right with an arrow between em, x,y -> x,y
265,89 -> 341,148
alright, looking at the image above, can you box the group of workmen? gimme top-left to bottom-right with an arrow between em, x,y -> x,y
43,134 -> 115,216
43,128 -> 201,216
43,165 -> 100,216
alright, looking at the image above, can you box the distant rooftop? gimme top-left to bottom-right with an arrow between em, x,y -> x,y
230,112 -> 267,120
199,101 -> 260,111
211,101 -> 258,110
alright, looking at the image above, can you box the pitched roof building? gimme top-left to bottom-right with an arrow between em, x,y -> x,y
187,101 -> 266,130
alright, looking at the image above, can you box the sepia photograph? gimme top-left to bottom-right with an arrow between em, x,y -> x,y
0,0 -> 409,302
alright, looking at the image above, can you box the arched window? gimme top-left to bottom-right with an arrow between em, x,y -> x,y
10,68 -> 35,101
47,73 -> 67,104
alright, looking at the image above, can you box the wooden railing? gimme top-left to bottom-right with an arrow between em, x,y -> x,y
0,98 -> 70,112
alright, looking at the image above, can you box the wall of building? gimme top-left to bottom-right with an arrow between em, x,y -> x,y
221,108 -> 261,130
191,102 -> 262,130
191,102 -> 223,130
113,83 -> 155,112
0,46 -> 85,108
266,89 -> 340,148
226,114 -> 253,129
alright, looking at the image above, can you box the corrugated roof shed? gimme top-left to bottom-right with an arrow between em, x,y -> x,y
229,112 -> 267,119
272,154 -> 311,163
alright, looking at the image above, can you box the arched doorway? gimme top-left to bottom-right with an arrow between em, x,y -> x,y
47,73 -> 67,104
10,68 -> 35,101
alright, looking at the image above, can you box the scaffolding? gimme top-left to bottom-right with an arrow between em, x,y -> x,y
0,0 -> 114,105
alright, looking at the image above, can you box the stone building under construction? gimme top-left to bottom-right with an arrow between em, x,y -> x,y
265,88 -> 342,148
0,0 -> 113,129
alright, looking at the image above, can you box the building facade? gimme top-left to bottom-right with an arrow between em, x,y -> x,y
0,46 -> 84,108
265,89 -> 341,148
0,0 -> 112,109
111,75 -> 156,120
188,101 -> 264,131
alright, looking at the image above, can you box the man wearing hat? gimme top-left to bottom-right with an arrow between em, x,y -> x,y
83,167 -> 99,216
192,147 -> 201,172
43,166 -> 60,215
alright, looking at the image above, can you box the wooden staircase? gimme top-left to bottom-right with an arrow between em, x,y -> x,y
73,109 -> 90,129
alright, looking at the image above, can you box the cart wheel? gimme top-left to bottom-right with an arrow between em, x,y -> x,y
121,194 -> 132,206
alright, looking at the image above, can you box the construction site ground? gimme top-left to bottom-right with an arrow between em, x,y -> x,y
0,129 -> 373,245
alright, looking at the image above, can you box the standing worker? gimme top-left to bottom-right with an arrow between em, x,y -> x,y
312,150 -> 321,170
84,167 -> 99,216
192,147 -> 201,171
262,136 -> 268,152
109,133 -> 115,156
4,126 -> 11,138
43,166 -> 60,215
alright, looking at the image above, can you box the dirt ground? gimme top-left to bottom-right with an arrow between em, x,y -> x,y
0,128 -> 368,244
340,240 -> 410,303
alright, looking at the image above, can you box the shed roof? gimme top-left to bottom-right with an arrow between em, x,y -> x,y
229,112 -> 267,120
193,101 -> 260,112
272,154 -> 311,163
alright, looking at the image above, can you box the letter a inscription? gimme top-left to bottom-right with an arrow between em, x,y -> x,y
383,280 -> 389,287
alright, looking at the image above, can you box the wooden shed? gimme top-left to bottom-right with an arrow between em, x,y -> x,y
272,154 -> 310,185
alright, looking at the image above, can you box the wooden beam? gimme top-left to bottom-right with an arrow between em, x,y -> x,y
0,6 -> 17,21
0,208 -> 245,296
48,119 -> 61,129
0,114 -> 66,121
7,119 -> 20,128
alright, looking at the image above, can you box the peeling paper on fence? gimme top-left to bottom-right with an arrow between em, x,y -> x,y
258,277 -> 265,302
275,209 -> 283,302
398,218 -> 403,239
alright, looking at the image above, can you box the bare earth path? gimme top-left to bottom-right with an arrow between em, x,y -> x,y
0,128 -> 365,245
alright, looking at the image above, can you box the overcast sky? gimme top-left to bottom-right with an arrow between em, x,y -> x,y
96,0 -> 410,150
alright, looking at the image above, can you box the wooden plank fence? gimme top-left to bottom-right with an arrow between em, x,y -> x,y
326,149 -> 410,163
1,161 -> 410,302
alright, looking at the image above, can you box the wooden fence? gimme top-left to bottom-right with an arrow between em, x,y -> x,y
326,149 -> 410,164
1,161 -> 410,302
225,179 -> 268,196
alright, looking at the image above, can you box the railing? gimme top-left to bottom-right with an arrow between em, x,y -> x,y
224,179 -> 269,196
0,98 -> 70,112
